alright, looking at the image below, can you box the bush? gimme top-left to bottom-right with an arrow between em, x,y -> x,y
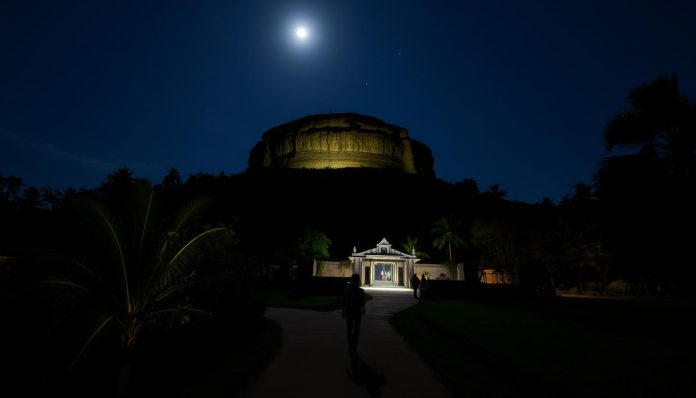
606,280 -> 642,296
583,282 -> 601,296
535,281 -> 557,298
568,283 -> 601,296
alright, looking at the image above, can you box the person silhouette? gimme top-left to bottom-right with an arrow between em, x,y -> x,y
410,273 -> 420,299
342,273 -> 366,356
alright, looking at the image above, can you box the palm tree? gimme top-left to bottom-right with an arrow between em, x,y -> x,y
105,167 -> 135,186
453,178 -> 480,197
597,76 -> 696,293
484,184 -> 507,199
161,167 -> 183,189
40,181 -> 232,393
402,236 -> 430,260
100,167 -> 138,201
430,216 -> 465,278
561,182 -> 597,207
603,75 -> 696,180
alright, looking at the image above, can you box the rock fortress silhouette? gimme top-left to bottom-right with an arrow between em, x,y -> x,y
247,113 -> 435,177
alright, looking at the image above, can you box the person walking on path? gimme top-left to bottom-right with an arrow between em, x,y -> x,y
410,273 -> 420,299
420,273 -> 428,298
342,273 -> 366,356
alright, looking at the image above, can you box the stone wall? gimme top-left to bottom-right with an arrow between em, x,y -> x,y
314,260 -> 353,277
415,263 -> 456,280
314,261 -> 463,280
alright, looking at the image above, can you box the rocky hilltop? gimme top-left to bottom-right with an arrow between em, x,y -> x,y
247,113 -> 434,176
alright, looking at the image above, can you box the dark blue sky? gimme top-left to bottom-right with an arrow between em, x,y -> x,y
2,0 -> 695,203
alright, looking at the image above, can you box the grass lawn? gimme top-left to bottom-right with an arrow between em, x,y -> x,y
390,296 -> 696,397
261,289 -> 372,311
130,317 -> 282,397
3,315 -> 282,397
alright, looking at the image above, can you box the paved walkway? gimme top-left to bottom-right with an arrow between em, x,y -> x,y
241,288 -> 452,397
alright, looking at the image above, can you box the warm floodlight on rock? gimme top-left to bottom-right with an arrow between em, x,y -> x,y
247,113 -> 436,177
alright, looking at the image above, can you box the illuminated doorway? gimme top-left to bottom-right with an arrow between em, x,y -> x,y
373,262 -> 394,284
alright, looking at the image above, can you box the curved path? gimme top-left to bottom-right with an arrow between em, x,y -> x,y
241,288 -> 452,397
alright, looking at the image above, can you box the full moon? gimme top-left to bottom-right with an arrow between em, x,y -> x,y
296,26 -> 308,39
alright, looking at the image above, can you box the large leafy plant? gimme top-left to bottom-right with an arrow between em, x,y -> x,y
41,181 -> 232,368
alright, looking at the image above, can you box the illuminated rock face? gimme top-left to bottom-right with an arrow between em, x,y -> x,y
248,113 -> 434,176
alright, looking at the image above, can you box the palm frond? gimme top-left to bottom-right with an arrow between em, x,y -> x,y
85,198 -> 132,313
403,236 -> 429,258
142,306 -> 212,331
603,111 -> 656,150
38,277 -> 88,292
629,75 -> 682,119
146,306 -> 212,320
70,315 -> 114,371
138,188 -> 155,264
173,196 -> 213,233
415,251 -> 431,260
157,227 -> 229,287
451,234 -> 465,246
18,247 -> 103,283
155,196 -> 213,267
153,274 -> 221,302
433,236 -> 446,249
33,277 -> 91,310
154,280 -> 190,302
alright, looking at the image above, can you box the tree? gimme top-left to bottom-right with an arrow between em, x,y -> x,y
430,216 -> 465,278
470,219 -> 519,272
597,76 -> 696,295
603,75 -> 696,180
484,183 -> 507,199
548,182 -> 608,292
553,226 -> 610,293
402,236 -> 430,260
105,167 -> 135,186
161,167 -> 183,189
453,178 -> 480,197
19,187 -> 43,209
40,187 -> 65,208
295,229 -> 331,277
38,181 -> 232,393
296,229 -> 331,260
0,174 -> 24,204
99,167 -> 139,202
571,183 -> 593,201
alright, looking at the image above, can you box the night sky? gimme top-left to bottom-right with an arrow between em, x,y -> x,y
2,1 -> 695,203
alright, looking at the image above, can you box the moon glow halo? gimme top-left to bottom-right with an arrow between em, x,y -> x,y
296,26 -> 308,39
